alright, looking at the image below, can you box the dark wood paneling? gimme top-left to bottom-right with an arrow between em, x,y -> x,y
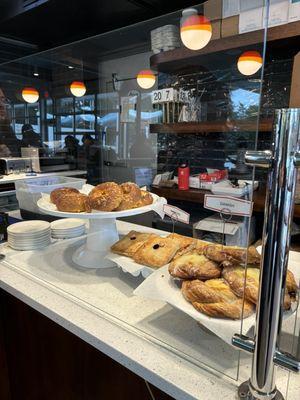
150,119 -> 273,135
0,290 -> 174,400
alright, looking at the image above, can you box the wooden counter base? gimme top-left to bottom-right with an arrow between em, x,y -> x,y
0,290 -> 173,400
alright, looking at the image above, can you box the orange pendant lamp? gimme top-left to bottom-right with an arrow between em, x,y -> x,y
180,8 -> 212,51
237,51 -> 263,76
136,69 -> 156,89
22,87 -> 39,103
70,81 -> 86,97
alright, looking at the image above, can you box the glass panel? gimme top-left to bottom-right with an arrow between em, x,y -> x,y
0,0 -> 274,385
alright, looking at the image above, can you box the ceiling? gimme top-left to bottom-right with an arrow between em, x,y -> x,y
0,0 -> 204,63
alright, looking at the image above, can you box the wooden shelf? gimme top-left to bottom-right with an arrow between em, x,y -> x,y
149,119 -> 273,134
150,21 -> 300,72
151,185 -> 300,218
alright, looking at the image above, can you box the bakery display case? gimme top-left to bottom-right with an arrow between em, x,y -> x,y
0,2 -> 300,399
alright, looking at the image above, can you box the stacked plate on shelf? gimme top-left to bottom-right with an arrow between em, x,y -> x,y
50,218 -> 86,239
7,220 -> 51,250
151,25 -> 181,54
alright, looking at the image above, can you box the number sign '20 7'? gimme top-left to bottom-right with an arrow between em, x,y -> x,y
151,88 -> 175,104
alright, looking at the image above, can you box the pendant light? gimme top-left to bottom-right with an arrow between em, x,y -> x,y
180,8 -> 212,51
136,70 -> 156,89
70,81 -> 86,97
22,87 -> 39,103
237,51 -> 263,76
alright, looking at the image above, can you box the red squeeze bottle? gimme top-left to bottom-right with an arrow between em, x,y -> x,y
178,163 -> 190,190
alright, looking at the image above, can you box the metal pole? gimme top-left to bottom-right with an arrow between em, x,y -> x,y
239,109 -> 300,400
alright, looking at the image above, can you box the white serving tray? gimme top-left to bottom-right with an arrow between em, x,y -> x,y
134,261 -> 300,345
211,180 -> 258,198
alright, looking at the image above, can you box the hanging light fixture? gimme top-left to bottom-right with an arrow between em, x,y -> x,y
136,70 -> 156,89
180,8 -> 212,51
70,81 -> 86,97
237,51 -> 263,76
22,87 -> 39,103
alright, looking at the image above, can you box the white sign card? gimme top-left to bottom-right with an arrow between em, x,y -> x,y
163,204 -> 190,224
204,195 -> 253,217
151,88 -> 177,104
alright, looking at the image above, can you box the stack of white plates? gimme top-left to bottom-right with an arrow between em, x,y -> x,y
8,220 -> 51,250
151,25 -> 181,54
50,218 -> 86,239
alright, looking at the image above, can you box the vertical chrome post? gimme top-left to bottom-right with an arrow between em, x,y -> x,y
240,109 -> 300,400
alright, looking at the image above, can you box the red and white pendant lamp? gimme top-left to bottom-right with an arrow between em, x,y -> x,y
237,51 -> 263,76
136,69 -> 156,89
180,8 -> 212,51
70,81 -> 86,97
22,87 -> 39,103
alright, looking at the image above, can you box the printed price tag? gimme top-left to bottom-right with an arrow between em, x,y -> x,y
163,204 -> 190,224
204,195 -> 253,217
179,89 -> 193,103
151,88 -> 176,104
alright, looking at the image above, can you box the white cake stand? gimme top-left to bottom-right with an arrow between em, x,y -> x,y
37,193 -> 166,269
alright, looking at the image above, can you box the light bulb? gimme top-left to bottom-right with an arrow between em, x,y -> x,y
22,87 -> 39,103
180,9 -> 212,51
70,81 -> 86,97
136,70 -> 156,89
237,51 -> 263,76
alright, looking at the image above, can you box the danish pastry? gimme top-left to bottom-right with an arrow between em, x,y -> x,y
133,236 -> 181,268
55,192 -> 88,213
205,245 -> 261,266
167,233 -> 197,258
222,266 -> 294,310
111,231 -> 157,257
115,182 -> 142,211
169,252 -> 221,280
50,187 -> 79,204
182,279 -> 254,319
87,182 -> 123,211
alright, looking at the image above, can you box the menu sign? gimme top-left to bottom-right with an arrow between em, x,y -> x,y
204,195 -> 253,217
163,204 -> 190,224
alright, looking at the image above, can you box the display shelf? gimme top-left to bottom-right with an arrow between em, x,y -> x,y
151,185 -> 300,217
149,119 -> 273,134
150,21 -> 300,72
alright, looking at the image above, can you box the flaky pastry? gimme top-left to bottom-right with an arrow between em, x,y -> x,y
133,236 -> 181,268
182,279 -> 254,319
169,252 -> 221,280
111,231 -> 157,257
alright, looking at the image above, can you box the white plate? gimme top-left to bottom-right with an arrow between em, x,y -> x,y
134,263 -> 300,345
37,191 -> 165,220
8,220 -> 50,234
50,218 -> 86,230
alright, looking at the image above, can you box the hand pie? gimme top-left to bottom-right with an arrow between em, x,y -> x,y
182,279 -> 254,319
169,252 -> 221,280
167,233 -> 197,258
111,231 -> 157,257
222,266 -> 294,310
205,245 -> 261,266
133,236 -> 181,268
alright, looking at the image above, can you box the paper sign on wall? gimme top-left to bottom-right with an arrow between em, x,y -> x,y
204,195 -> 253,217
163,204 -> 190,224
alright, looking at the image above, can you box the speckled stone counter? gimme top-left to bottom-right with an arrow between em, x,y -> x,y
0,221 -> 299,400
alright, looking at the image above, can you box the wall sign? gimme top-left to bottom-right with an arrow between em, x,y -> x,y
163,204 -> 190,224
151,88 -> 176,104
204,194 -> 253,217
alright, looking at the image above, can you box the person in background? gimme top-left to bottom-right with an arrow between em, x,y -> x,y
21,124 -> 43,148
64,135 -> 79,168
0,88 -> 20,157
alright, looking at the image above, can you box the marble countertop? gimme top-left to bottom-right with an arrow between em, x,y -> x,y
0,221 -> 298,400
